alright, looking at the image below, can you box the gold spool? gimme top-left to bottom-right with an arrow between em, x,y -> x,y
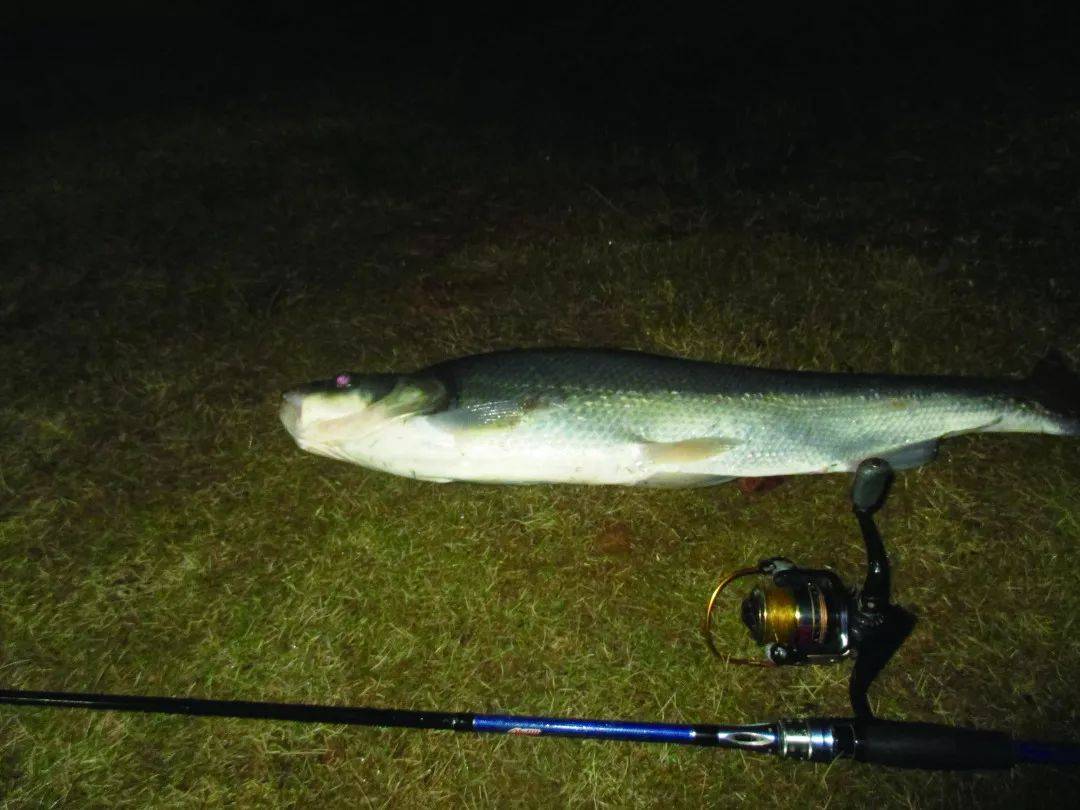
752,582 -> 831,646
754,585 -> 798,645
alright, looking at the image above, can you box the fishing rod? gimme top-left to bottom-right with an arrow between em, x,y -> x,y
4,462 -> 1078,771
2,687 -> 1079,769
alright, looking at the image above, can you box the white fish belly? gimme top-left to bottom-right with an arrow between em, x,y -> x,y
334,417 -> 855,484
341,418 -> 650,484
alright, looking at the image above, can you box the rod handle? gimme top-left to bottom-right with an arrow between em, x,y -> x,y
847,719 -> 1014,769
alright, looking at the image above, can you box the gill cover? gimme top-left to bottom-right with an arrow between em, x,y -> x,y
286,374 -> 448,447
376,375 -> 449,419
336,375 -> 449,439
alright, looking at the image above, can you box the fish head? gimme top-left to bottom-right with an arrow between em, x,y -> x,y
280,371 -> 448,460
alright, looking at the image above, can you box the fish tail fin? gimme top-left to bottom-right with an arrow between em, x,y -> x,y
1023,349 -> 1080,435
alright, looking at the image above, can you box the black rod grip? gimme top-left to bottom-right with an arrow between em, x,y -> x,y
848,719 -> 1014,769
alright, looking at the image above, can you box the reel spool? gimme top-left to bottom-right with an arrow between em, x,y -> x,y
704,559 -> 852,666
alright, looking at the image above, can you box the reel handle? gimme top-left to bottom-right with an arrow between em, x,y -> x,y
851,458 -> 893,515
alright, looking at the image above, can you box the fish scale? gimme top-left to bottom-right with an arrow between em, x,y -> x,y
280,348 -> 1079,486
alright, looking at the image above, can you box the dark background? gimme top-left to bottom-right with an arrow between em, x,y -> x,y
6,2 -> 1080,283
7,3 -> 1079,139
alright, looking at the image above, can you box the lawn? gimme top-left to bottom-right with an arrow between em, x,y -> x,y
2,64 -> 1080,807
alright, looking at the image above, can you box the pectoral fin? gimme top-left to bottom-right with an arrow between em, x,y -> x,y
641,436 -> 741,464
427,396 -> 557,434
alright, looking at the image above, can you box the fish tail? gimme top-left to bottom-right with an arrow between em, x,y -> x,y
1021,349 -> 1080,435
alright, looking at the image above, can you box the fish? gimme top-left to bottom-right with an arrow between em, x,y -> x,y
279,348 -> 1079,487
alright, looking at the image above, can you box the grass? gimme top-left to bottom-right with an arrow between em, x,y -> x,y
3,71 -> 1080,807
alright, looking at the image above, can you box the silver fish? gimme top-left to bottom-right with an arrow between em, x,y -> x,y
279,348 -> 1079,486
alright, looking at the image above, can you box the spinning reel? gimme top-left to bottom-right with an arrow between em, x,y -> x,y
704,458 -> 915,716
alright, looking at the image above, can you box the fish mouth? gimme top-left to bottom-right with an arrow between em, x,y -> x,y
279,391 -> 305,437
